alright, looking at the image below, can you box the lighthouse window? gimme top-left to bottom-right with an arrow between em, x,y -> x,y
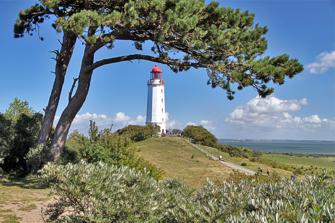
161,89 -> 163,93
161,98 -> 163,103
162,108 -> 164,113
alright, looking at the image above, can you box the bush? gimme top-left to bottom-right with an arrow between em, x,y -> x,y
66,125 -> 162,179
41,162 -> 335,223
41,162 -> 195,222
25,144 -> 51,173
217,144 -> 254,158
117,124 -> 160,142
183,125 -> 218,147
0,110 -> 42,175
0,114 -> 13,167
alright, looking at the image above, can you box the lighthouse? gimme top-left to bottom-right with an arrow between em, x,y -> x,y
146,65 -> 166,134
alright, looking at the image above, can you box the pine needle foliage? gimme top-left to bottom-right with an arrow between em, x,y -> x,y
15,0 -> 303,99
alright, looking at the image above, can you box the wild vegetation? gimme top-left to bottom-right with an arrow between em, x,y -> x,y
183,125 -> 218,147
41,161 -> 335,222
116,124 -> 160,142
0,99 -> 43,176
0,176 -> 49,223
1,99 -> 335,222
15,0 -> 303,161
134,137 -> 233,187
0,0 -> 331,222
65,123 -> 163,179
183,125 -> 258,157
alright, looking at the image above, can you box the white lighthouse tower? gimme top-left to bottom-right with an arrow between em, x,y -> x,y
146,65 -> 166,134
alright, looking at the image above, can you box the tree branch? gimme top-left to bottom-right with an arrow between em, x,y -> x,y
68,77 -> 79,102
89,54 -> 207,71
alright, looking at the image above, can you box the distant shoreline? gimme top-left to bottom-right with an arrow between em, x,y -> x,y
220,139 -> 335,155
221,139 -> 335,142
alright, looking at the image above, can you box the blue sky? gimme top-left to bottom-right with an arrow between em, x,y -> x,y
0,0 -> 334,140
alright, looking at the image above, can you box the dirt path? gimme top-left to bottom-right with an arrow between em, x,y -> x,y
0,201 -> 47,223
0,178 -> 50,223
184,139 -> 256,175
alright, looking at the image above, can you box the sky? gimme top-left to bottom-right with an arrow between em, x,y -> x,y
0,0 -> 334,140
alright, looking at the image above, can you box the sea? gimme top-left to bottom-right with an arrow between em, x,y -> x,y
219,139 -> 335,155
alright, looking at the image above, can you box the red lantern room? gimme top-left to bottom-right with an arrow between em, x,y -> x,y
150,65 -> 163,80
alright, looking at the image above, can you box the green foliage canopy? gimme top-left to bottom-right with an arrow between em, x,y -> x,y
4,98 -> 33,123
66,123 -> 162,178
15,0 -> 303,99
183,125 -> 218,147
0,99 -> 42,175
117,124 -> 160,142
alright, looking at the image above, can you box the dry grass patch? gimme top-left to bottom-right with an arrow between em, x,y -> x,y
17,204 -> 37,212
0,177 -> 50,223
134,137 -> 233,187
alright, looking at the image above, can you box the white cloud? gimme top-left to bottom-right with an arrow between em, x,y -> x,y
72,112 -> 110,125
185,120 -> 215,131
135,115 -> 145,123
199,120 -> 215,130
70,112 -> 193,134
70,112 -> 146,134
199,120 -> 210,125
245,96 -> 307,113
303,115 -> 321,124
114,112 -> 130,123
165,112 -> 180,129
186,122 -> 197,126
226,96 -> 334,130
307,50 -> 335,74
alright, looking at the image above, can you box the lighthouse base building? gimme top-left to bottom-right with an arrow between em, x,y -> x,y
146,65 -> 166,134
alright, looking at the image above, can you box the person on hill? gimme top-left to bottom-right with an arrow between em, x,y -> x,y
257,167 -> 263,175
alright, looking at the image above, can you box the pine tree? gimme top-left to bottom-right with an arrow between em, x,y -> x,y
15,0 -> 303,161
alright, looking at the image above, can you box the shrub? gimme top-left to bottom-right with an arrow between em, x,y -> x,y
41,162 -> 335,223
293,168 -> 303,175
217,144 -> 253,158
66,125 -> 162,179
183,125 -> 218,147
25,144 -> 50,173
0,102 -> 42,175
0,114 -> 13,167
117,124 -> 160,142
41,162 -> 196,222
197,174 -> 335,222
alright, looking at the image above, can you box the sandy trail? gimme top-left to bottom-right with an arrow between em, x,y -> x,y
184,139 -> 256,175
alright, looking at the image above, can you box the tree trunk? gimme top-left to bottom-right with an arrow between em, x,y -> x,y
37,31 -> 77,146
50,47 -> 94,161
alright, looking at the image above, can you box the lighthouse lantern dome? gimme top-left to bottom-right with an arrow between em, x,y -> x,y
150,65 -> 163,79
151,65 -> 162,73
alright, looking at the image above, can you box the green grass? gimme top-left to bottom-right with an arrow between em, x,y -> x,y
134,137 -> 234,187
198,144 -> 292,176
199,144 -> 335,176
261,153 -> 335,173
0,177 -> 49,223
0,214 -> 21,223
0,177 -> 49,205
134,137 -> 335,187
17,204 -> 37,212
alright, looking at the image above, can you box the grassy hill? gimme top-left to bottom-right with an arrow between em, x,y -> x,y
133,137 -> 335,187
133,137 -> 234,187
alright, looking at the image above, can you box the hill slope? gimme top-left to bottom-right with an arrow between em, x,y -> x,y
134,137 -> 335,188
133,137 -> 234,187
